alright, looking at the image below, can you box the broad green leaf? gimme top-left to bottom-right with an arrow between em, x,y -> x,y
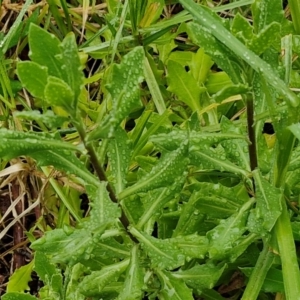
14,110 -> 68,129
78,259 -> 129,296
34,251 -> 58,283
2,293 -> 37,300
107,127 -> 132,194
167,60 -> 205,112
248,170 -> 282,233
30,150 -> 99,186
130,227 -> 185,270
213,84 -> 248,103
231,13 -> 254,42
249,22 -> 281,55
31,223 -> 107,264
168,51 -> 194,67
0,129 -> 77,160
172,199 -> 205,238
17,61 -> 48,98
251,0 -> 284,33
150,129 -> 247,152
86,183 -> 121,228
44,76 -> 75,110
205,72 -> 232,94
156,270 -> 194,300
207,199 -> 254,260
117,245 -> 144,300
87,46 -> 145,140
7,261 -> 34,292
28,23 -> 64,79
173,234 -> 208,260
119,140 -> 189,199
179,0 -> 299,107
190,48 -> 214,85
60,32 -> 84,103
137,176 -> 185,229
190,146 -> 250,177
172,263 -> 226,293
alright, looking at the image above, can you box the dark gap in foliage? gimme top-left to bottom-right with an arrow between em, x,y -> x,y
262,122 -> 275,134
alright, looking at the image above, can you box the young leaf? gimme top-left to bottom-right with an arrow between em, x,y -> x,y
119,140 -> 189,199
60,32 -> 84,103
87,46 -> 145,140
34,251 -> 58,283
7,261 -> 34,292
156,269 -> 194,300
78,259 -> 129,296
172,263 -> 226,294
107,127 -> 132,194
86,183 -> 121,228
28,23 -> 64,79
117,245 -> 144,300
130,227 -> 185,270
44,76 -> 75,110
167,60 -> 206,112
207,199 -> 254,260
17,61 -> 48,99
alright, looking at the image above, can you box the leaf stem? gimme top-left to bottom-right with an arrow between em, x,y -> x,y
75,119 -> 136,241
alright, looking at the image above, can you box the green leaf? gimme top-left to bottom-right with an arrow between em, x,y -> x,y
187,22 -> 242,84
167,60 -> 205,112
172,234 -> 208,260
248,170 -> 282,233
44,76 -> 75,110
60,32 -> 84,102
14,110 -> 68,129
190,48 -> 214,85
78,259 -> 129,296
251,0 -> 284,33
288,123 -> 300,140
0,129 -> 78,160
231,13 -> 254,42
179,0 -> 299,107
87,183 -> 121,228
117,245 -> 144,300
31,223 -> 107,264
150,129 -> 247,152
172,263 -> 226,293
87,46 -> 145,140
207,199 -> 254,260
248,22 -> 281,55
7,261 -> 34,292
130,227 -> 185,270
17,61 -> 48,98
119,140 -> 189,199
107,127 -> 132,194
34,251 -> 58,283
157,270 -> 194,300
137,176 -> 185,229
190,146 -> 250,177
212,84 -> 248,103
2,293 -> 37,300
28,23 -> 64,79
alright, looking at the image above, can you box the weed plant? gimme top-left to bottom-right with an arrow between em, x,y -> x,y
1,0 -> 300,299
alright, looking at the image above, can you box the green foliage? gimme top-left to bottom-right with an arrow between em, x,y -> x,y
3,0 -> 300,299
